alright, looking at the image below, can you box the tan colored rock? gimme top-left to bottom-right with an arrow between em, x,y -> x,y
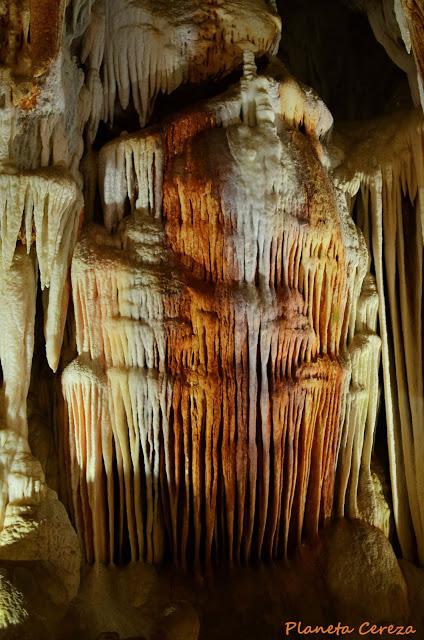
300,519 -> 410,623
357,458 -> 392,538
334,107 -> 424,563
0,428 -> 80,637
0,571 -> 28,632
81,0 -> 281,135
62,563 -> 161,639
0,487 -> 81,607
2,2 -> 424,638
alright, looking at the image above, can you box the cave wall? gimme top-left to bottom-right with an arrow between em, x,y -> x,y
0,0 -> 423,635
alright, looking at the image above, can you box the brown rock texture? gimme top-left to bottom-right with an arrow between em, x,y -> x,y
2,0 -> 424,636
62,57 -> 379,572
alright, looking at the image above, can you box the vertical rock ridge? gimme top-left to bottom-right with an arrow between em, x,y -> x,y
335,108 -> 424,562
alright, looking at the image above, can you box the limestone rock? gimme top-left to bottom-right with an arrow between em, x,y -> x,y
1,1 -> 424,638
0,431 -> 80,637
0,571 -> 28,634
0,487 -> 81,606
62,57 -> 378,572
81,0 -> 281,136
334,107 -> 424,563
300,519 -> 410,624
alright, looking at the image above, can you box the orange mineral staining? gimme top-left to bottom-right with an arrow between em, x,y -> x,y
62,58 -> 379,571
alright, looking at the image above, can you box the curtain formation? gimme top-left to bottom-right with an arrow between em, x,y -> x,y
0,0 -> 422,573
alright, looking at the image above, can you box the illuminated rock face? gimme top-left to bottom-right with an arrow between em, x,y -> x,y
334,108 -> 424,564
61,57 -> 381,571
81,0 -> 281,137
0,0 -> 281,560
1,4 -> 424,629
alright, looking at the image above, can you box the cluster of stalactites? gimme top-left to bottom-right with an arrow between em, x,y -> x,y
334,108 -> 424,563
0,169 -> 82,371
64,219 -> 353,568
336,275 -> 382,526
62,357 -> 166,565
80,0 -> 281,141
0,168 -> 82,443
63,60 -> 374,570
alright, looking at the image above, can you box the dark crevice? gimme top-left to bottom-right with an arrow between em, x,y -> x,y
277,0 -> 411,121
90,57 -> 273,153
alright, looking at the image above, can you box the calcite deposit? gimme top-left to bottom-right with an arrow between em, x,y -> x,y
61,55 -> 381,572
0,0 -> 423,638
334,107 -> 424,563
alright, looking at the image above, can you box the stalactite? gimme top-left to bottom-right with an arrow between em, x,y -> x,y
334,107 -> 424,563
0,247 -> 37,438
99,132 -> 164,232
0,169 -> 82,370
364,0 -> 420,106
336,275 -> 381,521
62,357 -> 114,564
63,58 -> 373,571
396,0 -> 424,110
80,0 -> 281,137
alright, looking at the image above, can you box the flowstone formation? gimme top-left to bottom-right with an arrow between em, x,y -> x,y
334,108 -> 424,563
62,55 -> 382,572
0,0 -> 424,638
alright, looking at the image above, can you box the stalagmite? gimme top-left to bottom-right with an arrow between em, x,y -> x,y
336,275 -> 382,522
